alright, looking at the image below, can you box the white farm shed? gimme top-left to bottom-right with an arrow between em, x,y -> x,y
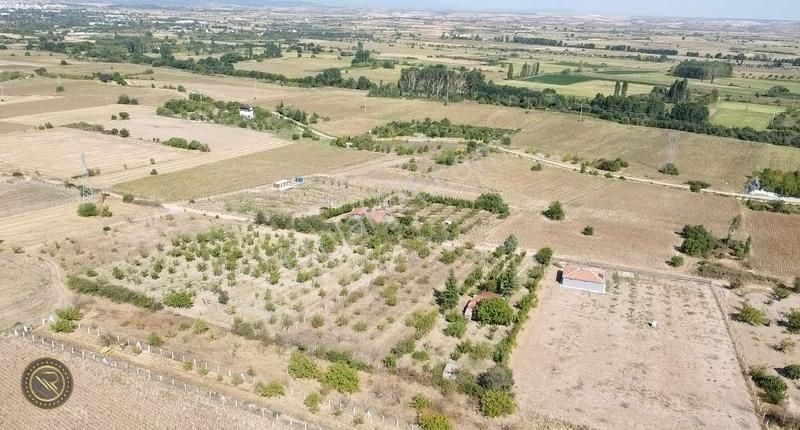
559,266 -> 606,294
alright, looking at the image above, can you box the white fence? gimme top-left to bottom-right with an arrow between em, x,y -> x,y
12,318 -> 417,430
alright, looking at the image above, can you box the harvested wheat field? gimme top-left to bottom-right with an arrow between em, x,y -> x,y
512,276 -> 760,430
0,78 -> 176,119
0,128 -> 196,179
0,199 -> 162,247
0,178 -> 76,218
0,253 -> 70,330
741,211 -> 800,279
0,335 -> 271,430
114,142 -> 385,201
92,112 -> 297,154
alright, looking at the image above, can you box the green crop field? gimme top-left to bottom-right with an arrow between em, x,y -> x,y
709,101 -> 786,130
524,74 -> 598,85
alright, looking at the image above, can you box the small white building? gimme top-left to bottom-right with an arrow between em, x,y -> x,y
559,265 -> 606,294
239,105 -> 255,119
272,179 -> 294,191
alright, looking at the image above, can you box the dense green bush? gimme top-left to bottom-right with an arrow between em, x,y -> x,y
67,276 -> 162,311
51,319 -> 75,333
542,201 -> 565,220
668,255 -> 684,267
687,180 -> 710,192
594,157 -> 628,172
443,318 -> 467,338
163,290 -> 194,308
659,163 -> 679,175
581,225 -> 594,236
737,301 -> 768,326
786,309 -> 800,332
56,306 -> 82,321
474,193 -> 509,216
478,365 -> 514,391
784,364 -> 800,380
77,203 -> 98,217
534,247 -> 553,265
322,362 -> 360,393
679,225 -> 720,257
147,332 -> 164,347
417,411 -> 453,430
255,381 -> 285,398
117,94 -> 138,105
162,137 -> 209,152
750,368 -> 787,404
304,392 -> 323,413
288,352 -> 319,379
479,390 -> 516,417
475,298 -> 514,325
122,193 -> 135,203
405,309 -> 438,339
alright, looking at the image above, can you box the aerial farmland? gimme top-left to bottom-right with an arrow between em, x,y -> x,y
1,3 -> 799,430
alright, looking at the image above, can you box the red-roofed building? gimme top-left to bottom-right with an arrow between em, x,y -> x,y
559,265 -> 606,293
463,291 -> 502,319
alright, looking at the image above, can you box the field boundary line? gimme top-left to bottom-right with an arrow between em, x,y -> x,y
708,286 -> 768,428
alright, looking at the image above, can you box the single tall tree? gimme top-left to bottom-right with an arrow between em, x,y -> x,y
437,270 -> 460,311
507,63 -> 514,80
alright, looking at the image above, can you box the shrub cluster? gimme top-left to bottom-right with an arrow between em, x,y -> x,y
67,275 -> 162,311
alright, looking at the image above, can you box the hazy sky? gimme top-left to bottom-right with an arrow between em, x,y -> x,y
318,0 -> 800,20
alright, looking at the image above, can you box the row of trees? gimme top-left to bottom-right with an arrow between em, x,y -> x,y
671,60 -> 733,82
370,118 -> 515,142
756,168 -> 800,198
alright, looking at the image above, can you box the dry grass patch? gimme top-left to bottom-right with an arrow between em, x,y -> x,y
512,278 -> 759,429
114,142 -> 384,200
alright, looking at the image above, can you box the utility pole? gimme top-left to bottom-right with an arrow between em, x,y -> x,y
578,104 -> 583,122
80,153 -> 94,203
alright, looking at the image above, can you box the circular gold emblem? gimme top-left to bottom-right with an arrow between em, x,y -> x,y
21,357 -> 73,409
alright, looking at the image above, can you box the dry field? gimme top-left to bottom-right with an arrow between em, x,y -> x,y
0,335 -> 271,430
429,154 -> 743,269
236,55 -> 349,77
512,276 -> 760,430
719,286 -> 800,416
742,211 -> 800,279
0,127 -> 196,179
0,78 -> 176,120
0,178 -> 76,218
113,142 -> 385,201
0,198 -> 162,248
0,252 -> 70,330
192,176 -> 383,217
425,153 -> 799,279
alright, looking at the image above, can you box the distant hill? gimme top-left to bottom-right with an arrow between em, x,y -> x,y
111,0 -> 318,7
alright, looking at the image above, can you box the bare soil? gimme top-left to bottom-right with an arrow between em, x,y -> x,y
512,274 -> 760,430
